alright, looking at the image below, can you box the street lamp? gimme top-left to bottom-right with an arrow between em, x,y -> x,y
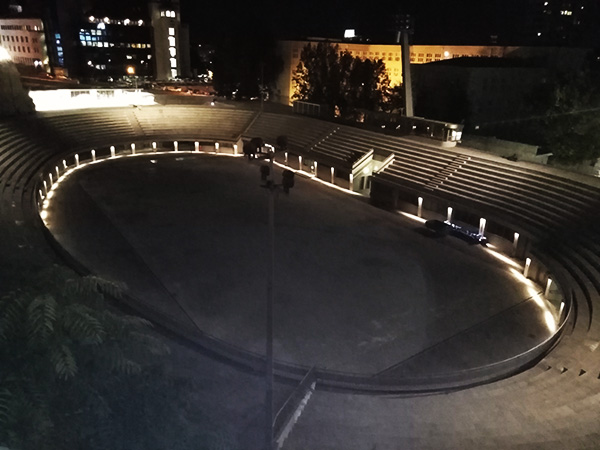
126,65 -> 137,90
260,146 -> 294,450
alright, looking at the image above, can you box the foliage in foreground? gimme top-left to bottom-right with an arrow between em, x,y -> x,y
0,265 -> 234,450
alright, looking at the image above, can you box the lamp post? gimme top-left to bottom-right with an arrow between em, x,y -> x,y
126,65 -> 137,90
261,147 -> 294,450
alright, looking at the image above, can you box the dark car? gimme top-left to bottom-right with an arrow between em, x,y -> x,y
425,220 -> 487,245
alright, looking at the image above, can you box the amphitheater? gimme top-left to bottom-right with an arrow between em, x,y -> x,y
2,98 -> 600,449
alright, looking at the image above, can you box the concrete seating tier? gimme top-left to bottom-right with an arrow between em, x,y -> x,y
2,107 -> 600,449
308,127 -> 375,168
133,106 -> 256,141
38,109 -> 138,146
243,112 -> 337,152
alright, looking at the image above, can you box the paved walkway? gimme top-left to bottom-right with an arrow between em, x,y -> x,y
46,153 -> 555,377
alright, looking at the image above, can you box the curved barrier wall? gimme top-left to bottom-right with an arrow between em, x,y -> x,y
35,136 -> 572,394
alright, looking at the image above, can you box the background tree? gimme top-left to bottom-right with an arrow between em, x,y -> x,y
292,42 -> 394,116
534,72 -> 600,164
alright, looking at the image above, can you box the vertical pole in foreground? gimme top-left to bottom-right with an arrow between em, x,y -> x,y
265,152 -> 275,450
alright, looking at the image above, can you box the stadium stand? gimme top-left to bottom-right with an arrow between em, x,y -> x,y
2,104 -> 600,448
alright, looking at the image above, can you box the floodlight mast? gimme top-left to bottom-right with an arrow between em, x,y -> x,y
265,145 -> 275,450
262,145 -> 293,450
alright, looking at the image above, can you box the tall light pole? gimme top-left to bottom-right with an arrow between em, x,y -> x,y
265,148 -> 275,450
261,146 -> 294,450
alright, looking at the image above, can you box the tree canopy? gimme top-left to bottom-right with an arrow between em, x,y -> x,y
534,72 -> 600,164
292,42 -> 398,115
0,266 -> 232,450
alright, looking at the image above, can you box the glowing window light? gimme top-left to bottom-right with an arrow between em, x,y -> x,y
330,166 -> 335,183
417,196 -> 423,217
131,143 -> 136,154
110,146 -> 115,157
62,160 -> 67,169
170,57 -> 177,68
168,27 -> 175,36
446,206 -> 453,223
174,141 -> 178,151
152,141 -> 157,151
39,189 -> 44,200
91,149 -> 96,161
49,173 -> 53,185
43,180 -> 48,193
123,18 -> 130,26
0,46 -> 11,62
234,144 -> 238,155
215,142 -> 219,152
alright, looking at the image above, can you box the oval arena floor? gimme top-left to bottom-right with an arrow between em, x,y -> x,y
2,103 -> 600,449
45,153 -> 554,378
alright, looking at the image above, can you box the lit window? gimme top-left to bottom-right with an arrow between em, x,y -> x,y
168,27 -> 175,36
171,68 -> 177,78
170,57 -> 177,68
169,47 -> 176,57
168,36 -> 176,46
160,11 -> 165,17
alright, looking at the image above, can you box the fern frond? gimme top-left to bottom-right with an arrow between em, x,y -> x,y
68,276 -> 125,300
49,344 -> 77,379
26,295 -> 56,345
61,304 -> 105,345
0,293 -> 27,339
0,388 -> 11,425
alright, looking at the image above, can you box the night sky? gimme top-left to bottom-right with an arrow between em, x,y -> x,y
180,0 -> 509,44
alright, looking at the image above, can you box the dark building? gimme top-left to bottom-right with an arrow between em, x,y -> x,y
0,0 -> 190,80
412,47 -> 590,130
503,0 -> 600,47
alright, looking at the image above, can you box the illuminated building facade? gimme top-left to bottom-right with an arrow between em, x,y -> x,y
149,0 -> 190,81
275,40 -> 518,105
79,15 -> 153,79
0,0 -> 190,81
0,17 -> 50,72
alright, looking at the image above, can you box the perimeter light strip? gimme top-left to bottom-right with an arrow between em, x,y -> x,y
39,149 -> 242,226
272,160 -> 361,196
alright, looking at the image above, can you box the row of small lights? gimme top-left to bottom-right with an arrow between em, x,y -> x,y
400,199 -> 561,333
37,142 -> 562,332
88,16 -> 144,27
39,141 -> 238,222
